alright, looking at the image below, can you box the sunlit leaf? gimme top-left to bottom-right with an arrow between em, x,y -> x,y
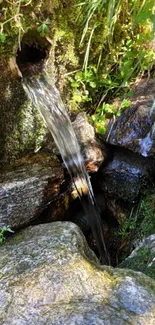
0,33 -> 7,43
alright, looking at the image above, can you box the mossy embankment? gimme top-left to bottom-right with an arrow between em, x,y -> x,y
0,0 -> 82,167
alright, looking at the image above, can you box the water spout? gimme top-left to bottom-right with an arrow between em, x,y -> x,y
23,74 -> 110,265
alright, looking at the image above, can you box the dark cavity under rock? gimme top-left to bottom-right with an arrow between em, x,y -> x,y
97,148 -> 155,202
65,191 -> 107,233
72,113 -> 110,172
105,79 -> 155,157
0,152 -> 65,229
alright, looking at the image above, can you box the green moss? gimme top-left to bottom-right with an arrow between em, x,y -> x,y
0,75 -> 48,167
120,246 -> 155,280
8,232 -> 23,243
107,191 -> 155,268
138,195 -> 155,238
0,0 -> 80,58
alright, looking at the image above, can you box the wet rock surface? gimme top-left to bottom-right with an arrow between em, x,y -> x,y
105,79 -> 155,157
120,234 -> 155,280
0,222 -> 155,325
98,148 -> 155,202
73,113 -> 110,172
0,152 -> 65,229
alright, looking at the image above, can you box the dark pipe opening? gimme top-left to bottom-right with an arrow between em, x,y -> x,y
16,31 -> 50,76
16,44 -> 47,76
16,44 -> 47,66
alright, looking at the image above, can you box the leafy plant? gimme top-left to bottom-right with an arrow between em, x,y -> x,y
0,33 -> 7,43
68,67 -> 99,105
37,18 -> 51,37
91,98 -> 131,134
138,198 -> 155,238
118,213 -> 137,240
117,195 -> 155,251
68,0 -> 155,112
0,226 -> 14,246
78,0 -> 155,71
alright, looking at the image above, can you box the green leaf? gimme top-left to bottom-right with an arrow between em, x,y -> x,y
103,103 -> 114,114
0,33 -> 7,43
0,226 -> 14,246
42,24 -> 49,33
96,124 -> 106,134
126,90 -> 134,97
5,226 -> 14,233
120,99 -> 131,109
0,225 -> 14,234
73,93 -> 82,102
37,18 -> 50,37
89,81 -> 96,88
45,18 -> 51,25
71,81 -> 79,88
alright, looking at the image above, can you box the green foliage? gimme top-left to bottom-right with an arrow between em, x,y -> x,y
138,197 -> 155,238
118,207 -> 137,240
118,195 -> 155,245
0,1 -> 51,48
91,99 -> 131,134
78,0 -> 155,72
68,0 -> 155,115
0,33 -> 7,43
0,0 -> 32,47
116,194 -> 155,263
68,67 -> 98,104
0,226 -> 14,246
121,246 -> 155,280
37,18 -> 51,37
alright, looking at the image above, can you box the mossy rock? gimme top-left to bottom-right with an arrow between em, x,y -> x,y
0,1 -> 81,167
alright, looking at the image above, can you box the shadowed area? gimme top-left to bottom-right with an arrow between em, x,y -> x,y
16,44 -> 47,65
16,31 -> 50,76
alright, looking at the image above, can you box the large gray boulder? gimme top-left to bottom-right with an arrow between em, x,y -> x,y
0,152 -> 65,229
0,222 -> 155,324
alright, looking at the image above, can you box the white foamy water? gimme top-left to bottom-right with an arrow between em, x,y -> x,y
138,101 -> 155,157
139,132 -> 153,157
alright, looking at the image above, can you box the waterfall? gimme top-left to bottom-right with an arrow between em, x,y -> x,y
23,74 -> 110,265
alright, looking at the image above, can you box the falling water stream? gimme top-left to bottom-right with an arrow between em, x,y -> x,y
23,74 -> 110,265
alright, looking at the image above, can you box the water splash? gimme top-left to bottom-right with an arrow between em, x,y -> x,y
139,101 -> 155,157
23,74 -> 110,265
139,132 -> 152,157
